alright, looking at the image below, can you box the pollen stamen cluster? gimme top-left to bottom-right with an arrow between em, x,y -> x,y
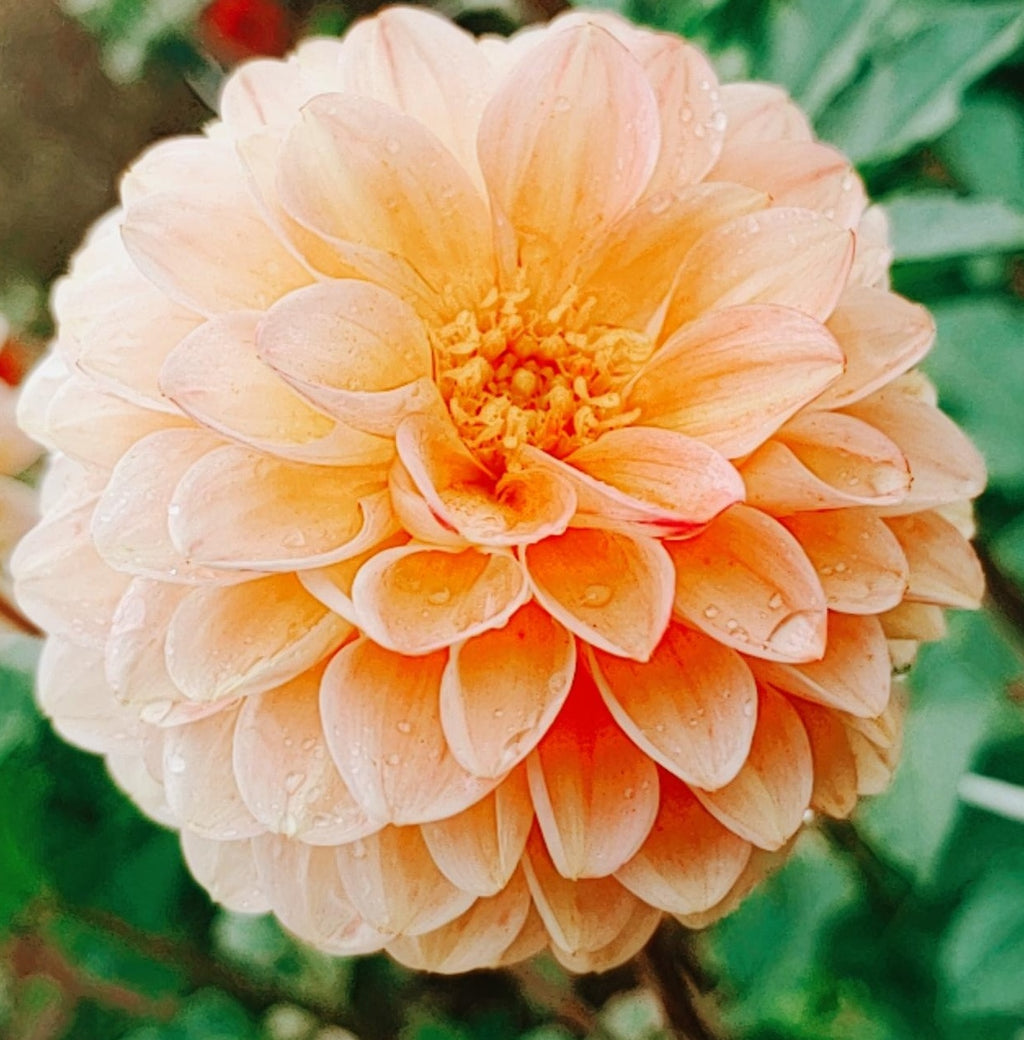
432,281 -> 652,471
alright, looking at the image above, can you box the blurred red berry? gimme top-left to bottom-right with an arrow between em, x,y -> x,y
199,0 -> 291,64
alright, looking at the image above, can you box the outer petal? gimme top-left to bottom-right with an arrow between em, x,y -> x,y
844,388 -> 986,513
121,186 -> 311,316
667,505 -> 827,663
527,673 -> 659,879
741,412 -> 911,513
169,445 -> 393,571
522,827 -> 640,954
477,24 -> 660,297
718,83 -> 812,147
350,544 -> 529,655
524,528 -> 674,662
748,612 -> 891,718
162,707 -> 264,840
779,510 -> 909,615
421,767 -> 534,896
790,700 -> 858,819
277,94 -> 493,307
396,412 -> 576,546
233,667 -> 381,844
180,833 -> 270,914
886,512 -> 984,608
711,140 -> 866,229
159,311 -> 393,466
320,639 -> 498,825
336,826 -> 476,936
257,280 -> 440,436
253,835 -> 389,954
589,623 -> 758,790
11,500 -> 131,651
165,574 -> 351,702
693,686 -> 813,850
336,6 -> 495,181
815,286 -> 935,409
615,773 -> 752,914
91,428 -> 251,583
387,870 -> 532,974
662,207 -> 854,334
626,304 -> 844,458
440,602 -> 576,778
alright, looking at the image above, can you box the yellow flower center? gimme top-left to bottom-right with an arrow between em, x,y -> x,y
431,282 -> 653,472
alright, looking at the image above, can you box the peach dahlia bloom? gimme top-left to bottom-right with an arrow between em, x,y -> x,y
14,6 -> 985,972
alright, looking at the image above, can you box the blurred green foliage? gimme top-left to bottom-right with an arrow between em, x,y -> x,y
5,1 -> 1024,1038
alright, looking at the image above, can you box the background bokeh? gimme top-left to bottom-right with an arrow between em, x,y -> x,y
1,1 -> 1023,1038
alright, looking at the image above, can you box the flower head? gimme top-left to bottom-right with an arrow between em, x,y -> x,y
15,6 -> 986,972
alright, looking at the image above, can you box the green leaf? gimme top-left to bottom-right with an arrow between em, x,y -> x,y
992,515 -> 1024,589
121,990 -> 259,1040
937,90 -> 1024,208
599,990 -> 668,1040
756,0 -> 892,117
816,4 -> 1024,164
925,297 -> 1024,494
939,855 -> 1024,1017
885,192 -> 1024,262
0,635 -> 41,762
858,612 -> 1020,886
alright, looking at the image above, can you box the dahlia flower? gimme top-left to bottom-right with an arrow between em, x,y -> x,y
14,6 -> 985,972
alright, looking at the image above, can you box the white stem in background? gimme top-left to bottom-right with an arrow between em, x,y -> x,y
958,773 -> 1024,825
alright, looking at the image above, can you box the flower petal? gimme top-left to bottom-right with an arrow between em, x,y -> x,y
421,767 -> 534,896
718,83 -> 812,147
662,207 -> 854,334
578,183 -> 768,329
626,304 -> 844,457
886,511 -> 984,608
170,445 -> 394,571
396,412 -> 576,546
790,700 -> 858,819
320,639 -> 498,825
522,827 -> 640,954
711,140 -> 866,229
844,388 -> 986,513
91,428 -> 251,583
527,672 -> 659,878
387,869 -> 532,974
165,574 -> 351,702
615,772 -> 751,914
180,833 -> 270,914
234,667 -> 381,844
253,835 -> 389,954
256,280 -> 439,437
748,612 -> 891,718
779,510 -> 909,614
667,505 -> 827,663
741,412 -> 911,513
440,602 -> 575,778
589,623 -> 758,790
477,24 -> 659,297
162,706 -> 264,840
524,528 -> 674,662
159,311 -> 394,466
560,426 -> 744,531
337,5 -> 495,182
815,286 -> 935,410
350,544 -> 529,655
122,184 -> 311,316
277,93 -> 492,307
336,825 -> 476,936
692,686 -> 813,850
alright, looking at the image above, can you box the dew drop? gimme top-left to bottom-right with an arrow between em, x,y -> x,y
140,699 -> 174,724
581,583 -> 612,607
710,110 -> 727,132
694,123 -> 707,139
282,529 -> 307,548
553,95 -> 572,112
768,592 -> 784,610
396,720 -> 412,734
300,737 -> 316,751
385,753 -> 401,767
623,787 -> 635,800
703,604 -> 720,619
834,561 -> 848,573
427,587 -> 451,606
284,771 -> 304,794
680,105 -> 694,123
742,700 -> 755,718
351,839 -> 368,859
167,753 -> 187,774
725,618 -> 739,632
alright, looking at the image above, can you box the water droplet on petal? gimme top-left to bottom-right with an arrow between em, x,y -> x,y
396,720 -> 412,734
167,753 -> 187,774
768,592 -> 784,610
427,587 -> 451,606
385,753 -> 401,767
284,771 -> 304,794
581,583 -> 612,607
703,604 -> 719,619
553,95 -> 572,112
